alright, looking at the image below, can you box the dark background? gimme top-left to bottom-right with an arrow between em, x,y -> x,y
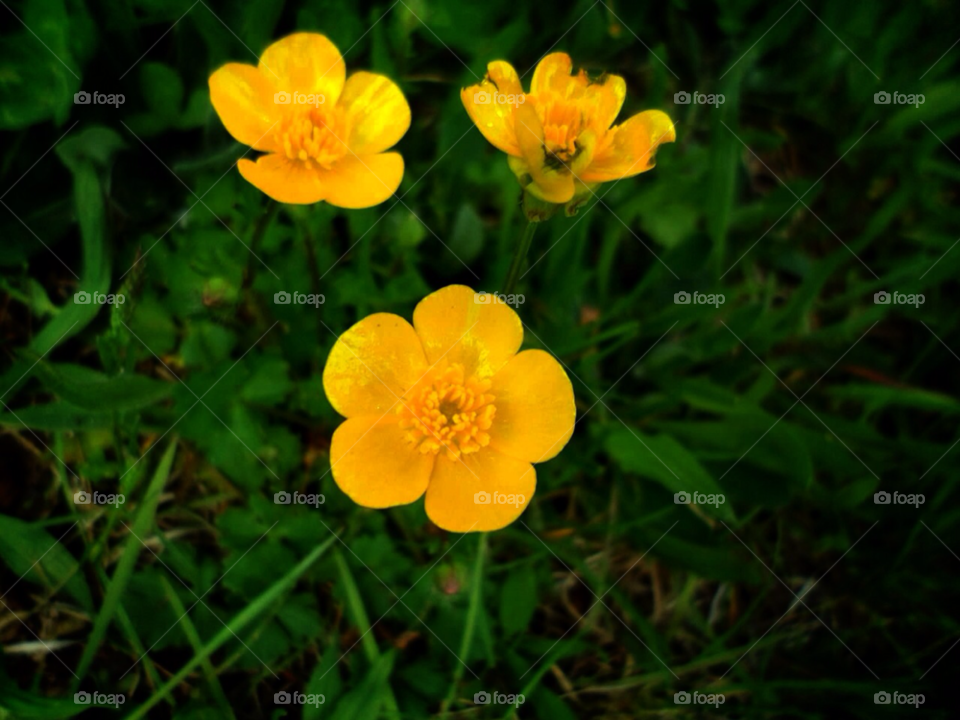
1,0 -> 959,717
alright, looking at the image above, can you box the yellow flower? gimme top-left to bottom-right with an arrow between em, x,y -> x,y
461,52 -> 676,205
208,33 -> 410,207
322,285 -> 576,532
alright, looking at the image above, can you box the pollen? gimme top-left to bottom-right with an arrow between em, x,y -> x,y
536,93 -> 586,160
397,362 -> 497,461
276,106 -> 350,170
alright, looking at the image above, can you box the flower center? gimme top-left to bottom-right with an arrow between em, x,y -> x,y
536,94 -> 586,162
276,107 -> 349,169
397,362 -> 496,460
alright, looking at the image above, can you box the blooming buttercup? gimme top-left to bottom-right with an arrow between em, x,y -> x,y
322,286 -> 576,532
461,52 -> 675,206
209,33 -> 410,207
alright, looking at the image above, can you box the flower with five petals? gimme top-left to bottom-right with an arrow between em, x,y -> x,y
209,33 -> 410,207
322,286 -> 576,532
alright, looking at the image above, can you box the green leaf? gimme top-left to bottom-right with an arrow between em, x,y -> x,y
32,361 -> 172,412
605,428 -> 735,521
326,651 -> 396,720
0,515 -> 92,609
499,567 -> 537,636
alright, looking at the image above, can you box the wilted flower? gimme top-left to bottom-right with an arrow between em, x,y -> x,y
462,52 -> 675,209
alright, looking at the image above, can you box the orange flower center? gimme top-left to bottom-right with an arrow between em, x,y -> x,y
535,94 -> 587,162
276,107 -> 349,170
397,362 -> 496,461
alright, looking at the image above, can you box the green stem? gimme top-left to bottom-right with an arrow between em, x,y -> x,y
441,532 -> 487,718
502,221 -> 537,296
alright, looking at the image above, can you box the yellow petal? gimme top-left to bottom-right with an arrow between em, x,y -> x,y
323,312 -> 429,418
322,152 -> 404,209
461,60 -> 524,156
331,415 -> 434,508
513,102 -> 575,203
530,52 -> 575,96
584,73 -> 626,131
489,350 -> 576,463
259,32 -> 346,105
208,63 -> 280,151
582,110 -> 676,183
424,449 -> 535,532
339,71 -> 410,155
412,285 -> 523,379
237,154 -> 326,204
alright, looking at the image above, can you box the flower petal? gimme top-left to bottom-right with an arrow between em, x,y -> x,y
584,73 -> 626,131
513,101 -> 575,203
331,415 -> 434,508
530,52 -> 575,96
323,312 -> 429,418
461,60 -> 524,156
237,155 -> 326,204
412,286 -> 523,379
339,71 -> 411,155
322,152 -> 404,208
425,449 -> 535,532
581,110 -> 676,183
489,350 -> 576,463
259,32 -> 346,105
208,63 -> 280,151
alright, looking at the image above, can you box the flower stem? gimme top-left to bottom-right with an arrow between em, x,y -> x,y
440,532 -> 488,717
503,220 -> 537,296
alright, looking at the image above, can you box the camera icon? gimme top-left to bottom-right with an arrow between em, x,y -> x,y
274,91 -> 291,104
674,491 -> 691,505
674,91 -> 691,105
74,91 -> 91,105
74,691 -> 91,704
474,491 -> 491,505
674,691 -> 691,704
874,491 -> 891,505
274,691 -> 291,704
874,91 -> 891,105
474,691 -> 491,705
874,691 -> 891,704
74,491 -> 91,505
474,91 -> 491,105
274,291 -> 291,304
474,292 -> 491,304
873,291 -> 890,304
74,291 -> 91,304
274,491 -> 291,505
674,291 -> 690,304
